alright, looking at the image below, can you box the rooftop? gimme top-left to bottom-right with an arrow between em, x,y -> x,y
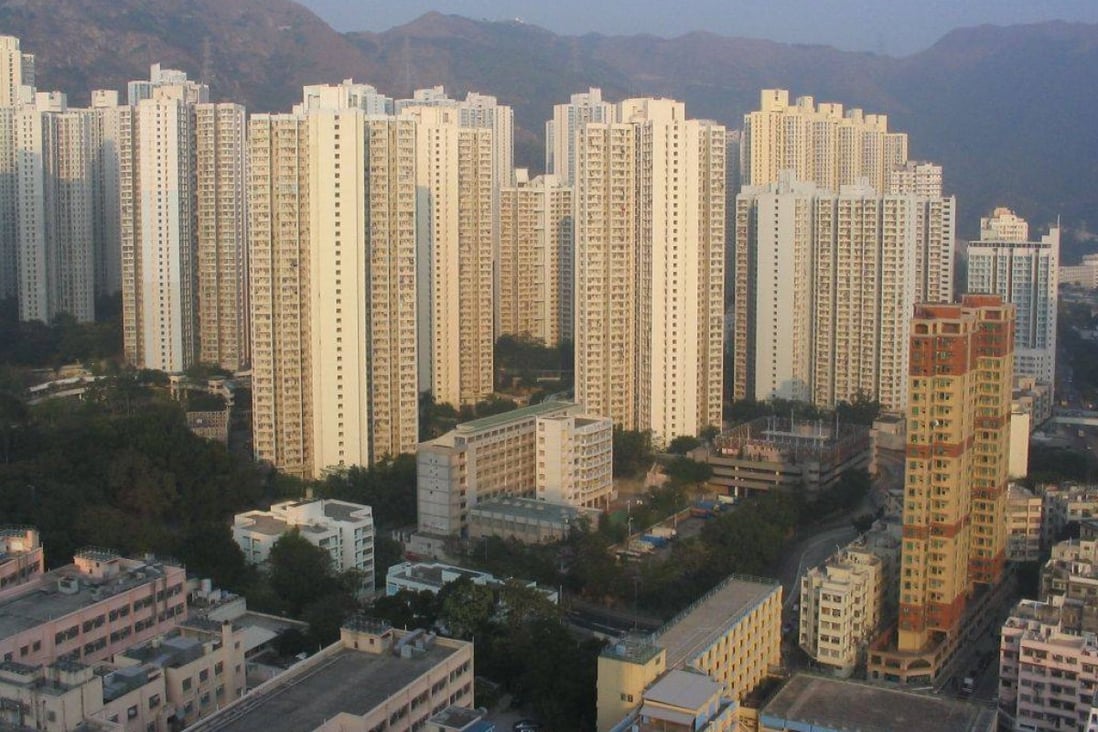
644,669 -> 721,710
0,559 -> 175,641
655,574 -> 780,669
236,513 -> 290,536
189,640 -> 464,732
454,400 -> 575,433
469,497 -> 591,524
761,674 -> 995,732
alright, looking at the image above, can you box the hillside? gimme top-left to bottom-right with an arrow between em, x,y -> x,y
2,1 -> 1095,242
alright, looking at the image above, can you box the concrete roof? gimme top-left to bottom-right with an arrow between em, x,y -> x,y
643,669 -> 721,711
191,643 -> 462,732
761,674 -> 995,732
454,400 -> 575,433
656,575 -> 780,669
237,513 -> 290,536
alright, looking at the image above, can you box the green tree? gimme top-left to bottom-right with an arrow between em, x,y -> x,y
666,435 -> 701,455
438,577 -> 495,638
664,456 -> 713,488
267,531 -> 338,616
613,427 -> 652,477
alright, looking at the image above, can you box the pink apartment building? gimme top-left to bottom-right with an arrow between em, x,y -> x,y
0,548 -> 187,668
0,527 -> 45,591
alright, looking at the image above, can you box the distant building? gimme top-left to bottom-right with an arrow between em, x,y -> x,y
233,499 -> 375,592
416,401 -> 590,538
1061,253 -> 1098,289
1042,484 -> 1098,547
967,207 -> 1060,384
1040,538 -> 1098,621
468,497 -> 599,545
1006,484 -> 1043,562
0,527 -> 44,591
760,673 -> 996,732
693,416 -> 869,500
0,549 -> 187,668
597,574 -> 781,731
384,561 -> 557,605
186,617 -> 475,732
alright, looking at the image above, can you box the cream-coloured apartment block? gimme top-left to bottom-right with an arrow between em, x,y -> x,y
0,527 -> 44,591
114,620 -> 246,728
233,499 -> 375,592
498,172 -> 573,346
545,87 -> 614,185
91,89 -> 123,296
597,574 -> 781,731
1061,254 -> 1098,289
248,113 -> 311,478
188,618 -> 474,732
119,69 -> 208,372
734,174 -> 952,411
0,550 -> 187,669
799,547 -> 883,676
1043,486 -> 1098,548
535,413 -> 614,509
574,98 -> 724,446
0,35 -> 35,300
417,400 -> 582,537
741,89 -> 908,194
13,92 -> 96,323
999,599 -> 1098,732
604,669 -> 738,732
1006,484 -> 1043,562
400,104 -> 494,407
196,103 -> 248,372
968,208 -> 1059,385
888,162 -> 955,306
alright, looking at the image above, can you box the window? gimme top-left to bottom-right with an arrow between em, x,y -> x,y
183,678 -> 192,691
149,694 -> 160,708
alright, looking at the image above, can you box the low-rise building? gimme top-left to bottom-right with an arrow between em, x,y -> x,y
869,413 -> 905,475
1040,538 -> 1098,616
0,549 -> 187,668
185,618 -> 475,732
597,574 -> 781,731
692,417 -> 869,500
1043,484 -> 1098,547
0,527 -> 44,591
1006,484 -> 1044,562
384,561 -> 558,604
799,546 -> 884,677
999,598 -> 1098,731
1061,254 -> 1098,289
468,497 -> 599,544
417,401 -> 611,538
760,673 -> 996,731
606,669 -> 737,732
233,499 -> 375,592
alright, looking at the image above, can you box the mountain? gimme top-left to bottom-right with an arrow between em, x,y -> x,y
2,1 -> 1096,245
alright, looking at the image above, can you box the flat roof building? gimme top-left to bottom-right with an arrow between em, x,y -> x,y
597,574 -> 781,731
0,527 -> 44,592
468,497 -> 599,545
186,618 -> 474,732
233,499 -> 375,592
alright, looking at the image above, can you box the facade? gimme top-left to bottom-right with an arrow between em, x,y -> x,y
999,599 -> 1098,732
498,171 -> 573,346
0,527 -> 44,591
1040,538 -> 1098,615
696,416 -> 870,499
869,294 -> 1014,682
416,401 -> 582,537
799,545 -> 884,676
119,67 -> 208,372
468,497 -> 599,544
535,413 -> 614,509
14,92 -> 97,323
967,207 -> 1059,384
186,618 -> 474,732
545,87 -> 614,185
91,89 -> 123,296
248,113 -> 312,478
733,174 -> 954,410
1043,485 -> 1098,548
195,103 -> 248,372
400,103 -> 494,407
0,35 -> 35,300
597,574 -> 781,731
249,85 -> 420,478
1006,484 -> 1043,562
0,550 -> 187,669
574,97 -> 725,446
1061,253 -> 1098,289
232,499 -> 375,592
740,89 -> 908,195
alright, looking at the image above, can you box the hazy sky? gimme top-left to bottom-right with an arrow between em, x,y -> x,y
297,0 -> 1098,55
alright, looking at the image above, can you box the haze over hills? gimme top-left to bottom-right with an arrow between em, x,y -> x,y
2,0 -> 1095,244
